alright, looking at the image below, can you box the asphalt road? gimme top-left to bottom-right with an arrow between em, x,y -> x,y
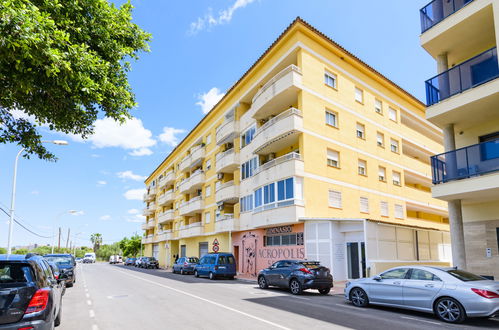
58,263 -> 499,330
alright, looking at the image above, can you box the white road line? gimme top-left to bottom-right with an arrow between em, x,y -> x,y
86,293 -> 90,298
400,316 -> 441,325
117,269 -> 291,330
91,324 -> 99,330
89,310 -> 95,318
86,300 -> 92,306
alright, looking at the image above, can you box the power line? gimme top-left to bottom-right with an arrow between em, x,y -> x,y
0,201 -> 52,236
0,206 -> 54,239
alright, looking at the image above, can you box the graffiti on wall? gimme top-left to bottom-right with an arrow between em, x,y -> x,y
241,232 -> 258,277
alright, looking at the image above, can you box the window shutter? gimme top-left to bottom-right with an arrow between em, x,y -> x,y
395,204 -> 404,219
328,190 -> 342,208
380,201 -> 389,217
360,197 -> 369,213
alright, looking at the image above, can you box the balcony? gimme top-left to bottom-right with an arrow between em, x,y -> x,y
157,190 -> 174,206
178,156 -> 191,173
142,235 -> 153,244
158,209 -> 174,224
216,149 -> 239,173
253,152 -> 304,187
252,108 -> 303,154
189,145 -> 206,168
143,187 -> 157,202
215,214 -> 239,232
185,170 -> 205,193
178,178 -> 190,194
431,139 -> 499,201
239,199 -> 305,230
156,230 -> 173,242
420,0 -> 474,33
141,222 -> 147,230
215,181 -> 239,203
251,65 -> 302,120
143,203 -> 156,216
216,120 -> 239,145
158,171 -> 174,188
146,220 -> 155,230
179,196 -> 204,216
179,222 -> 203,238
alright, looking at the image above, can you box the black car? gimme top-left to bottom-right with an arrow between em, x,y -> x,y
43,254 -> 76,288
140,257 -> 159,269
124,258 -> 136,266
0,254 -> 66,329
258,260 -> 333,295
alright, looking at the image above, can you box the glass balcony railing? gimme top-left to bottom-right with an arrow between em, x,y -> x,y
431,139 -> 499,184
425,47 -> 499,106
420,0 -> 474,33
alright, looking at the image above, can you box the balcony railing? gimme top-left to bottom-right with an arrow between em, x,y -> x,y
425,47 -> 499,106
431,139 -> 499,184
216,120 -> 239,145
420,0 -> 475,33
254,152 -> 301,175
252,65 -> 302,103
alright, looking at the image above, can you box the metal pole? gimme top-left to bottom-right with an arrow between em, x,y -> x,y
7,148 -> 25,255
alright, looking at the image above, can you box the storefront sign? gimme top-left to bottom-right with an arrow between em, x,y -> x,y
266,225 -> 292,235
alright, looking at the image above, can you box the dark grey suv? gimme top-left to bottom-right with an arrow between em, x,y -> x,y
258,260 -> 333,295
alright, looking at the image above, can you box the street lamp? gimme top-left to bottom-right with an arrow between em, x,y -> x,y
51,210 -> 80,254
6,140 -> 69,255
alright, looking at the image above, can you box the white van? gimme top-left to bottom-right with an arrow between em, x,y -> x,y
83,253 -> 96,263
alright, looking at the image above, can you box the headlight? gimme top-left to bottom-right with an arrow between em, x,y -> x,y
345,281 -> 351,288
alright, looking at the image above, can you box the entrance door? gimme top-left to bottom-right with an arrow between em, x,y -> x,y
180,245 -> 186,258
199,242 -> 208,258
347,242 -> 366,279
152,244 -> 159,259
233,246 -> 239,272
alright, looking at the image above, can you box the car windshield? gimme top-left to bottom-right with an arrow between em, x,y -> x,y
447,269 -> 486,281
44,256 -> 72,266
0,263 -> 34,284
149,257 -> 156,261
299,261 -> 321,269
188,258 -> 199,263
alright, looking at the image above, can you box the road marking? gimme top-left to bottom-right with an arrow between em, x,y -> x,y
117,269 -> 291,330
89,310 -> 95,318
91,324 -> 99,330
400,316 -> 441,325
87,300 -> 92,306
86,293 -> 90,298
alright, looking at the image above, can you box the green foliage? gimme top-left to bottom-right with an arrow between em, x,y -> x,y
0,0 -> 151,160
95,242 -> 121,261
74,246 -> 93,258
90,233 -> 103,252
13,248 -> 28,254
119,235 -> 141,257
0,247 -> 6,254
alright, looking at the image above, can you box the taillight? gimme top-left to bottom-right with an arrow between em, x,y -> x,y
184,262 -> 188,266
18,327 -> 34,330
25,289 -> 50,314
299,268 -> 312,274
214,266 -> 219,270
472,288 -> 499,299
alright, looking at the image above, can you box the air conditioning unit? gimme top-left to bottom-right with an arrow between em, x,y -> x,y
217,203 -> 224,211
197,189 -> 202,196
226,142 -> 233,149
217,173 -> 224,180
268,153 -> 276,161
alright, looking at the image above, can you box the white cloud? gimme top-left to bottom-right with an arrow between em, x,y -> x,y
100,215 -> 111,221
196,87 -> 225,114
10,109 -> 37,123
189,0 -> 257,34
128,208 -> 140,215
126,214 -> 145,223
124,188 -> 146,201
129,148 -> 153,157
159,127 -> 186,147
97,180 -> 107,185
31,190 -> 40,195
71,211 -> 85,216
117,170 -> 146,182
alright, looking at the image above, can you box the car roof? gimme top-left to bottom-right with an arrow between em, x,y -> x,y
0,254 -> 45,264
44,254 -> 72,257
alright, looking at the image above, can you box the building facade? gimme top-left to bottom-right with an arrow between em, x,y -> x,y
142,18 -> 450,281
420,0 -> 499,278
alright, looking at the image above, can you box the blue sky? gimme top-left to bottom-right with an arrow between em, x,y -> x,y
0,0 -> 435,248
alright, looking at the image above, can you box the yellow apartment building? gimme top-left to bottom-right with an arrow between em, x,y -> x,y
142,18 -> 450,281
420,0 -> 499,278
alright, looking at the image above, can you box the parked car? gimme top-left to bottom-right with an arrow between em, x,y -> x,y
83,253 -> 96,263
140,257 -> 159,269
75,257 -> 82,263
194,253 -> 236,280
173,257 -> 199,275
258,260 -> 333,295
345,266 -> 499,323
124,257 -> 136,266
134,257 -> 145,268
0,253 -> 66,329
46,261 -> 66,296
43,254 -> 76,288
109,255 -> 119,264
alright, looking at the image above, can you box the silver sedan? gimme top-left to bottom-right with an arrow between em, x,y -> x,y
344,266 -> 499,323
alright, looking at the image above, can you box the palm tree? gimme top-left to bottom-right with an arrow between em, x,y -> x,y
90,233 -> 103,252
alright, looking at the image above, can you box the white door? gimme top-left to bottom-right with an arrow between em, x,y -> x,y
152,244 -> 159,259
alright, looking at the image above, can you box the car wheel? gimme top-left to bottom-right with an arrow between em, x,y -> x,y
66,282 -> 73,288
289,279 -> 303,295
209,272 -> 215,280
54,304 -> 62,327
350,287 -> 369,307
194,270 -> 199,278
258,276 -> 269,289
434,297 -> 466,323
180,268 -> 185,275
318,288 -> 331,295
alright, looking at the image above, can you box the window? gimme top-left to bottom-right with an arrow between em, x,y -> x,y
205,185 -> 211,197
358,159 -> 367,176
205,212 -> 211,224
375,99 -> 383,114
240,195 -> 253,212
264,233 -> 303,246
377,132 -> 385,147
392,171 -> 401,186
324,71 -> 337,89
206,134 -> 211,145
325,110 -> 338,127
409,269 -> 441,281
263,183 -> 275,204
356,123 -> 365,139
277,178 -> 294,201
241,125 -> 256,148
327,149 -> 339,168
360,197 -> 369,213
205,159 -> 211,170
254,188 -> 263,208
380,268 -> 409,279
241,157 -> 259,180
390,139 -> 399,153
395,204 -> 404,219
378,166 -> 386,182
355,87 -> 364,103
389,107 -> 397,122
328,190 -> 342,208
380,201 -> 389,217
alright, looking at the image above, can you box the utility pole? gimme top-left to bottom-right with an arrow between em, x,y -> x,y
57,227 -> 61,251
66,228 -> 70,249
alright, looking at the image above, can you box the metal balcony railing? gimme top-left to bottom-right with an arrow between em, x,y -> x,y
425,47 -> 499,106
431,139 -> 499,184
420,0 -> 474,33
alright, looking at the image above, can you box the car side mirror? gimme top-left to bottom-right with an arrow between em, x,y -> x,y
373,275 -> 382,281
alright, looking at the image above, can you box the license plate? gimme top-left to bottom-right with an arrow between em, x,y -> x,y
219,266 -> 226,269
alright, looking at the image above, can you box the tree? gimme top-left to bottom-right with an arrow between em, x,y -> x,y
90,233 -> 102,252
95,242 -> 121,261
119,235 -> 141,257
0,247 -> 7,254
0,0 -> 151,160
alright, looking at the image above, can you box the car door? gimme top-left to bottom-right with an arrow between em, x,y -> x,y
368,268 -> 409,306
402,268 -> 443,310
265,261 -> 284,286
275,261 -> 294,287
